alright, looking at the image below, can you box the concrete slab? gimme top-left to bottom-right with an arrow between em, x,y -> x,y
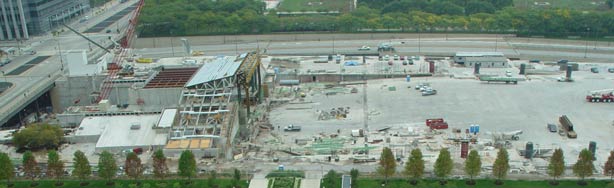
248,178 -> 268,188
300,179 -> 321,188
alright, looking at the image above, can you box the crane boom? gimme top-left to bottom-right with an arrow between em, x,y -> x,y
62,23 -> 111,53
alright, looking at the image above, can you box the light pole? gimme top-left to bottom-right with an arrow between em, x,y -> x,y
170,30 -> 175,56
332,36 -> 335,54
418,32 -> 421,54
56,37 -> 64,71
495,33 -> 498,52
584,27 -> 590,59
1,71 -> 6,83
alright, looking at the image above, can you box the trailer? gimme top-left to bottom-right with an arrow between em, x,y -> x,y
478,76 -> 520,84
426,118 -> 449,129
559,115 -> 577,138
283,124 -> 301,132
586,89 -> 614,102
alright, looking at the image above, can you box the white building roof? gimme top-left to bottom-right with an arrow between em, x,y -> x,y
157,109 -> 177,128
78,115 -> 167,149
185,56 -> 243,87
455,52 -> 505,57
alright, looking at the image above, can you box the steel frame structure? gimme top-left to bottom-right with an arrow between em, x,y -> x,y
177,75 -> 235,137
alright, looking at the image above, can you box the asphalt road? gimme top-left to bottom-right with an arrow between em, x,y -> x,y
134,36 -> 614,62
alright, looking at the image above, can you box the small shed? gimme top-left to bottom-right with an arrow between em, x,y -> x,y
341,175 -> 351,188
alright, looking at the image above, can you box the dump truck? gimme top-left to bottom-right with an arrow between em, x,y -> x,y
426,118 -> 449,129
283,124 -> 301,132
478,75 -> 520,84
559,115 -> 577,138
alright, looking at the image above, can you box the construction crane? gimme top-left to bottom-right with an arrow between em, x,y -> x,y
62,23 -> 111,54
96,0 -> 145,103
236,42 -> 271,116
586,89 -> 614,103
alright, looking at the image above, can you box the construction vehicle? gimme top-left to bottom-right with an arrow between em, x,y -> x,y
559,115 -> 577,138
135,58 -> 152,63
478,75 -> 520,84
586,89 -> 614,103
486,130 -> 523,141
191,51 -> 204,56
426,118 -> 449,129
283,124 -> 301,132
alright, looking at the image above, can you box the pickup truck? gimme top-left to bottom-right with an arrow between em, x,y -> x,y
283,124 -> 301,132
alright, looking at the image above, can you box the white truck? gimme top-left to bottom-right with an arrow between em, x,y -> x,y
283,124 -> 301,132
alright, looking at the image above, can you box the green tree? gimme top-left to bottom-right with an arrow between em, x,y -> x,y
607,0 -> 614,9
152,149 -> 168,180
0,152 -> 15,185
208,170 -> 217,187
548,148 -> 565,183
377,147 -> 396,186
98,151 -> 118,183
464,150 -> 481,183
606,151 -> 614,181
323,170 -> 340,188
492,148 -> 510,184
573,149 -> 594,184
178,150 -> 196,181
124,152 -> 143,181
22,151 -> 39,182
72,150 -> 91,182
434,148 -> 453,183
404,148 -> 424,184
350,168 -> 359,187
12,124 -> 64,150
47,150 -> 65,184
233,168 -> 241,187
465,0 -> 496,15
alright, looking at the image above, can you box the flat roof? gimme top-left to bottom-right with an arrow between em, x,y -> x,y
165,138 -> 212,149
144,67 -> 198,89
185,56 -> 242,87
157,109 -> 177,128
455,52 -> 504,57
78,115 -> 167,149
464,56 -> 508,62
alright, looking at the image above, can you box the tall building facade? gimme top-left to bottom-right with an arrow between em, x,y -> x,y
0,0 -> 90,41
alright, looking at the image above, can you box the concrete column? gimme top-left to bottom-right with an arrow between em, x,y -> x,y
0,14 -> 4,40
16,0 -> 28,39
7,0 -> 22,39
0,0 -> 14,40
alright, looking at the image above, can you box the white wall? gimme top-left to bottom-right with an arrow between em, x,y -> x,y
66,50 -> 106,77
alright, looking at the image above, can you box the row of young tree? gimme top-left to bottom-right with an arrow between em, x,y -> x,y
0,150 -> 243,187
137,0 -> 614,38
376,147 -> 614,186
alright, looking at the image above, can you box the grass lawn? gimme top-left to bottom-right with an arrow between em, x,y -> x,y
514,0 -> 611,11
354,178 -> 614,188
277,0 -> 350,12
4,178 -> 247,188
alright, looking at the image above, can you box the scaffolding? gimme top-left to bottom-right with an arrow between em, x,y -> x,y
176,56 -> 243,137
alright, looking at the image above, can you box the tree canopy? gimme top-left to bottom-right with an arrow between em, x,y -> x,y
47,150 -> 65,182
573,149 -> 594,182
493,148 -> 510,181
464,150 -> 482,181
98,151 -> 118,182
72,150 -> 91,181
124,152 -> 143,181
178,150 -> 197,180
404,148 -> 424,181
548,148 -> 565,182
0,152 -> 15,184
434,148 -> 453,181
152,149 -> 168,180
377,147 -> 396,184
605,151 -> 614,181
22,151 -> 39,181
12,124 -> 64,150
138,0 -> 614,38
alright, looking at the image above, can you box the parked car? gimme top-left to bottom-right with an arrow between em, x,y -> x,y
547,123 -> 557,132
393,55 -> 399,60
358,46 -> 370,51
591,67 -> 599,73
529,59 -> 540,63
402,60 -> 408,65
608,68 -> 614,73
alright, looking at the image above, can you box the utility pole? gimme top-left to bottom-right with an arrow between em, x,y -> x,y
56,37 -> 64,71
495,33 -> 498,52
584,27 -> 590,58
332,36 -> 335,54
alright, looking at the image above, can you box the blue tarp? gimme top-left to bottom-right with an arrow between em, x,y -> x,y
344,61 -> 358,66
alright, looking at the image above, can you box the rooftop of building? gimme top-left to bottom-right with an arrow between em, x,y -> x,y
455,52 -> 505,57
185,55 -> 244,87
76,115 -> 167,149
143,67 -> 198,89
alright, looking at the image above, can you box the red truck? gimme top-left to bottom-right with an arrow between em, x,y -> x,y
426,118 -> 449,129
